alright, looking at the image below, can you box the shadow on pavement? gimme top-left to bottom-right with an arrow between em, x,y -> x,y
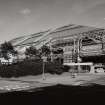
0,83 -> 105,105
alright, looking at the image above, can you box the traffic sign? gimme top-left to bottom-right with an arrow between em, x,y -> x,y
42,56 -> 47,62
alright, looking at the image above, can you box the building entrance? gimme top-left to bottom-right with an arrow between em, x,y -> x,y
82,55 -> 105,63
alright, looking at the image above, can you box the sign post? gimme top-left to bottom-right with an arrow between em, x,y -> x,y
42,56 -> 47,80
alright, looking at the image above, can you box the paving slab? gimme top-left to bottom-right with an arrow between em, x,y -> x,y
0,73 -> 105,92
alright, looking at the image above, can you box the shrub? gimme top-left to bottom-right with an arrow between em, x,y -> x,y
45,62 -> 64,74
0,59 -> 68,78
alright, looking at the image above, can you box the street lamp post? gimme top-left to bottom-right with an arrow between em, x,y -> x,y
41,40 -> 47,80
42,60 -> 45,80
42,55 -> 47,80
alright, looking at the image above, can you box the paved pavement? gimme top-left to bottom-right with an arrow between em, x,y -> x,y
0,72 -> 105,92
36,73 -> 105,85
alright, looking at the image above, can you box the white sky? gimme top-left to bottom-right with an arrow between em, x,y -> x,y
0,0 -> 105,43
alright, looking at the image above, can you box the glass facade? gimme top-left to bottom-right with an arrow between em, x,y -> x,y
51,29 -> 105,63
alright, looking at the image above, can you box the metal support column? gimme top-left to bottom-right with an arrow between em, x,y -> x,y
49,38 -> 53,62
77,38 -> 82,73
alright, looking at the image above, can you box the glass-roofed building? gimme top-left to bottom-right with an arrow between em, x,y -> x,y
10,24 -> 105,63
45,24 -> 105,63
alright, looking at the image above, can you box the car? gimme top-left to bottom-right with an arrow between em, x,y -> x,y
94,67 -> 105,73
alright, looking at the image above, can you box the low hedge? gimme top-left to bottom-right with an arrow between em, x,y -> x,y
0,59 -> 69,78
